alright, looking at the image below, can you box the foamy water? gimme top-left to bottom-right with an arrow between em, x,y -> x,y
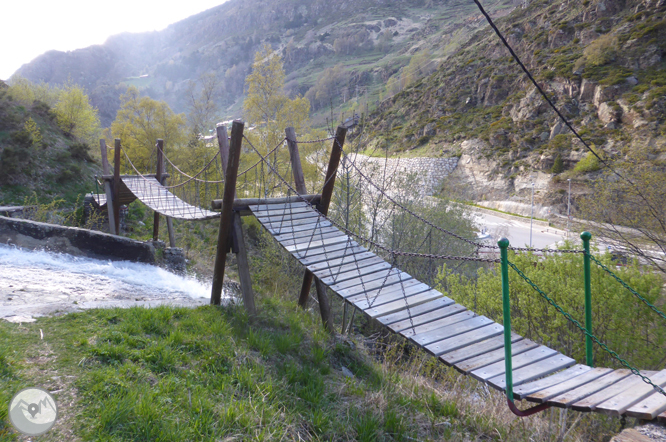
0,244 -> 218,322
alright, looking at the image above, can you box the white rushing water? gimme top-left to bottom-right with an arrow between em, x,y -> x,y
0,244 -> 216,322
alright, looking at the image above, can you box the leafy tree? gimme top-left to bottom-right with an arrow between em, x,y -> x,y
111,86 -> 186,172
242,45 -> 314,197
186,73 -> 221,136
436,249 -> 666,369
579,148 -> 666,274
53,83 -> 101,146
7,76 -> 59,106
551,153 -> 564,174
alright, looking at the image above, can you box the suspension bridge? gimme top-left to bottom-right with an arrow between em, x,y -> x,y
92,121 -> 666,422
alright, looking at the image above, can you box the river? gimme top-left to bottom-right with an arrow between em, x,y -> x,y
0,244 -> 219,323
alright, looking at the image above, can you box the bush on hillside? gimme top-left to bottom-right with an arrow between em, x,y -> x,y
436,250 -> 665,369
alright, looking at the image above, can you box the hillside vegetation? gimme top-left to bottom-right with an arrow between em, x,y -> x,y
12,0 -> 518,127
364,0 -> 666,204
0,80 -> 98,204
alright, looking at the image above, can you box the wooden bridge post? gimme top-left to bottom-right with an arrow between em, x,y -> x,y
211,121 -> 256,316
100,139 -> 117,235
113,139 -> 122,234
297,126 -> 347,331
153,139 -> 164,241
216,124 -> 230,173
153,139 -> 176,246
287,127 -> 334,332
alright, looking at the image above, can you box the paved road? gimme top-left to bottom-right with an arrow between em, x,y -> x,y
471,211 -> 568,250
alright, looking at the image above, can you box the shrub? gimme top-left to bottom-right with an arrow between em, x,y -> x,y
551,153 -> 564,173
583,34 -> 618,66
436,251 -> 666,369
69,142 -> 93,162
574,150 -> 601,173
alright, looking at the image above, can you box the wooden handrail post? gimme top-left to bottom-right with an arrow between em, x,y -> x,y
211,120 -> 244,306
297,126 -> 347,317
285,127 -> 307,194
287,127 -> 334,331
153,139 -> 164,241
100,139 -> 117,235
216,124 -> 230,174
113,139 -> 122,235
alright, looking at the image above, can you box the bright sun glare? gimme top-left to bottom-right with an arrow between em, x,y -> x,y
1,0 -> 227,81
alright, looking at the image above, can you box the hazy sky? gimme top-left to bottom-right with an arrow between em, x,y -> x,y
1,0 -> 228,81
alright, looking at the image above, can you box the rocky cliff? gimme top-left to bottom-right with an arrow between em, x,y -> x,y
364,0 -> 666,214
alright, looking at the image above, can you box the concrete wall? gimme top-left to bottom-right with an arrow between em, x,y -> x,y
347,154 -> 459,196
0,216 -> 155,263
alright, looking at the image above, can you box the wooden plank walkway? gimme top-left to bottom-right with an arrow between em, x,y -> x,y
249,200 -> 666,420
92,176 -> 219,221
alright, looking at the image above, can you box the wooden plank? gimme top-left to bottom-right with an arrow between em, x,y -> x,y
658,411 -> 666,424
284,235 -> 352,253
362,290 -> 444,318
265,219 -> 333,235
440,333 -> 523,366
514,364 -> 593,400
312,256 -> 386,277
260,215 -> 330,229
256,211 -> 320,224
525,367 -> 611,403
329,269 -> 408,293
546,369 -> 631,408
278,231 -> 347,248
487,354 -> 577,391
341,280 -> 428,302
250,201 -> 310,212
595,370 -> 666,416
400,311 -> 477,339
455,339 -> 539,373
425,323 -> 504,358
376,297 -> 455,326
570,371 -> 658,412
411,315 -> 494,347
307,251 -> 377,271
620,388 -> 666,420
296,244 -> 366,263
388,302 -> 464,333
469,346 -> 557,382
217,194 -> 321,211
273,225 -> 339,241
319,262 -> 393,285
256,210 -> 320,223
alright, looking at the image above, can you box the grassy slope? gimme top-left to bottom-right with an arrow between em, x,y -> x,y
0,298 -> 621,442
0,83 -> 99,206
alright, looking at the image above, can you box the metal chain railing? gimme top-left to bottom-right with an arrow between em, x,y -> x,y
589,253 -> 666,323
337,143 -> 583,255
508,260 -> 666,397
242,135 -> 500,264
286,136 -> 336,144
161,146 -> 224,185
237,137 -> 286,177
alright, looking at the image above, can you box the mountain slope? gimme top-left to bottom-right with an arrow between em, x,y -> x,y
13,0 -> 518,126
363,0 -> 666,210
0,81 -> 98,204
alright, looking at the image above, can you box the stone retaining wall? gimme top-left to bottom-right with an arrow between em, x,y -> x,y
348,154 -> 459,196
0,216 -> 155,263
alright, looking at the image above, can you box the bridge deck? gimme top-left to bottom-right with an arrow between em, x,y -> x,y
92,176 -> 219,221
249,200 -> 666,421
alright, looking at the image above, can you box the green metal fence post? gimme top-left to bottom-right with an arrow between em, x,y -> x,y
498,238 -> 514,403
581,231 -> 594,367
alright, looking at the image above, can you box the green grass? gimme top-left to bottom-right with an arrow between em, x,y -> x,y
0,295 -> 625,441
